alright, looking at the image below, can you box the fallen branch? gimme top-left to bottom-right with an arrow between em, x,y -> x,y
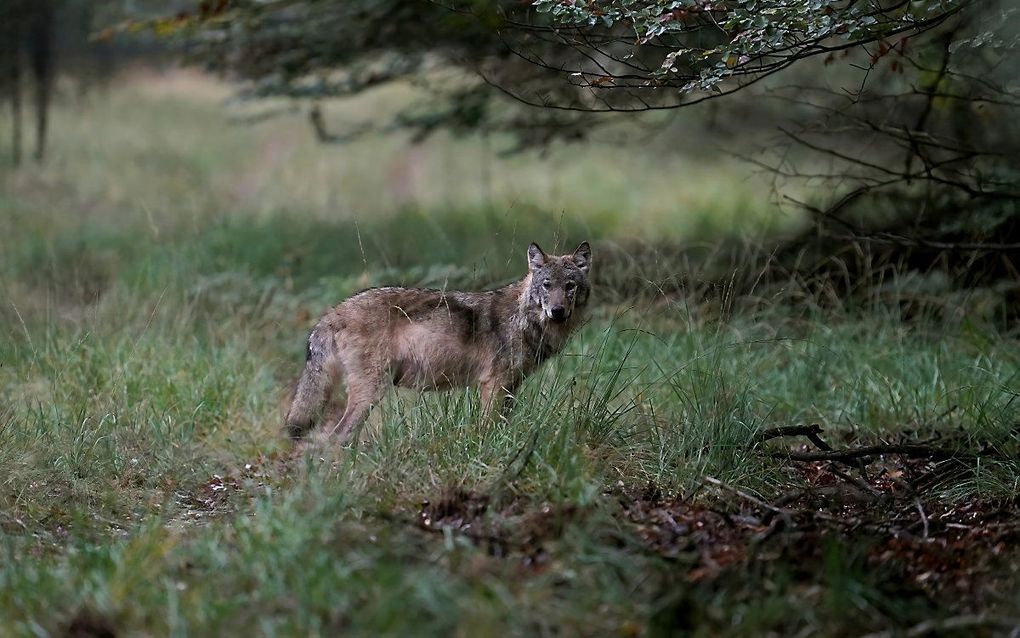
862,614 -> 1020,638
769,444 -> 983,462
761,423 -> 835,454
760,424 -> 1012,463
823,464 -> 881,498
759,424 -> 824,442
914,499 -> 930,539
702,476 -> 792,521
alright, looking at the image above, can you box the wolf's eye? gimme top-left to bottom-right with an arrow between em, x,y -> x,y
565,282 -> 576,292
542,280 -> 551,289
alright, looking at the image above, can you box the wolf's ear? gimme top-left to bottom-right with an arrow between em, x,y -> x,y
528,242 -> 547,271
572,241 -> 592,273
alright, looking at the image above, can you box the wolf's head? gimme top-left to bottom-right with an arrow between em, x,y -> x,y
525,241 -> 592,324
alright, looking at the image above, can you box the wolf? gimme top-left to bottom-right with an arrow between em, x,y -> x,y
285,241 -> 592,443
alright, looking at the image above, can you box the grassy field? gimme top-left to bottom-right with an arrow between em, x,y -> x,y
1,71 -> 1019,637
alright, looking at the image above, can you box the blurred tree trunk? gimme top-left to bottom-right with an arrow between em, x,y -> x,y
28,0 -> 54,162
0,0 -> 53,166
1,8 -> 23,166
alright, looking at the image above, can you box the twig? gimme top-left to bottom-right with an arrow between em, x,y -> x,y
760,423 -> 833,451
770,444 -> 1000,462
0,514 -> 28,532
914,498 -> 929,539
862,614 -> 1020,638
750,516 -> 786,546
702,476 -> 791,518
760,424 -> 824,441
824,464 -> 881,498
760,489 -> 806,525
829,233 -> 1020,252
762,423 -> 879,479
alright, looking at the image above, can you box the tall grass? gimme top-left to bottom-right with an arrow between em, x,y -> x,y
1,70 -> 1017,636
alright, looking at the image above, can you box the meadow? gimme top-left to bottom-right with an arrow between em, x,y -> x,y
1,70 -> 1018,636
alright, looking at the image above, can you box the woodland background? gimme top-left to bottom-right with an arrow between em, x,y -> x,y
1,1 -> 1018,635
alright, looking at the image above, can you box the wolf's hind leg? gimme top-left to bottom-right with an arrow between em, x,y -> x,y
330,372 -> 385,444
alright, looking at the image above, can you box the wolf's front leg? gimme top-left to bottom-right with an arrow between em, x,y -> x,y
480,378 -> 518,424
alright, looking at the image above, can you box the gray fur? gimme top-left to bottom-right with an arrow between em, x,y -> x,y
285,241 -> 593,444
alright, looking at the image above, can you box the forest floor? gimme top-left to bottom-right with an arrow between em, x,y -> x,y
1,70 -> 1018,636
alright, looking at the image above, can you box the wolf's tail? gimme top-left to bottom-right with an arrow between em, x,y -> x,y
285,323 -> 339,439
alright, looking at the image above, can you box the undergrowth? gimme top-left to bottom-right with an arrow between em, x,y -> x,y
1,73 -> 1018,636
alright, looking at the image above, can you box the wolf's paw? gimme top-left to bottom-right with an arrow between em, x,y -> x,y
293,429 -> 341,458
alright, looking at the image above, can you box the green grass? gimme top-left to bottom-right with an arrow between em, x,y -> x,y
1,71 -> 1018,636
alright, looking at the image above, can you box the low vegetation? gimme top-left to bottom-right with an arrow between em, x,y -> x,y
1,73 -> 1018,636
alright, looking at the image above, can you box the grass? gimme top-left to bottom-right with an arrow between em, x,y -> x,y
1,70 -> 1018,636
